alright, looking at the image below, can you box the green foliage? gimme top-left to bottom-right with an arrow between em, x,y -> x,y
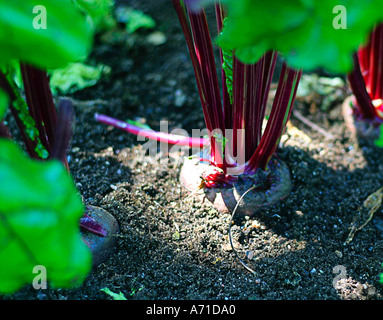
0,0 -> 93,70
73,0 -> 116,32
100,287 -> 127,300
0,88 -> 8,120
214,0 -> 383,73
50,62 -> 111,94
374,124 -> 383,148
115,6 -> 156,33
213,131 -> 228,157
220,19 -> 234,105
126,119 -> 151,130
0,139 -> 91,294
2,67 -> 49,159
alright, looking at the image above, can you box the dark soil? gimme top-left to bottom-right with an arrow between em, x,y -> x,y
3,0 -> 383,301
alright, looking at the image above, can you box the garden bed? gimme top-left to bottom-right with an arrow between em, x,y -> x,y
3,0 -> 383,300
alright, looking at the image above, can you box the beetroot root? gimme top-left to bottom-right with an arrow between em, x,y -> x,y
180,156 -> 292,216
342,96 -> 381,140
81,205 -> 119,267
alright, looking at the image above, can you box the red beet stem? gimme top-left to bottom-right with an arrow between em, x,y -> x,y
95,113 -> 209,148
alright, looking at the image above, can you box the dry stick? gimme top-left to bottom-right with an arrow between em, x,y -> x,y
292,110 -> 334,140
228,185 -> 257,275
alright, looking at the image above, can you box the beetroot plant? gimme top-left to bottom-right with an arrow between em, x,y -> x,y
96,1 -> 301,215
95,1 -> 383,217
1,62 -> 112,238
204,0 -> 383,142
173,0 -> 303,215
0,0 -> 117,294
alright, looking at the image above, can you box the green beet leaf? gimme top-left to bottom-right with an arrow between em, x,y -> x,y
0,139 -> 91,294
217,0 -> 383,73
0,0 -> 93,69
73,0 -> 116,32
115,6 -> 156,33
49,62 -> 111,94
100,287 -> 127,300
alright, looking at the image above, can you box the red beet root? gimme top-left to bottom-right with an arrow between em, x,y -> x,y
180,156 -> 292,216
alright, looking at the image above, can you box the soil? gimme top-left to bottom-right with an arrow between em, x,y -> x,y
2,0 -> 383,301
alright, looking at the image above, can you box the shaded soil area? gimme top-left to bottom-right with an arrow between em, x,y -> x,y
3,0 -> 383,300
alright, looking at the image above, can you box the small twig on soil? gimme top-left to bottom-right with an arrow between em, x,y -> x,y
60,97 -> 109,107
344,186 -> 383,245
228,185 -> 257,275
292,110 -> 334,140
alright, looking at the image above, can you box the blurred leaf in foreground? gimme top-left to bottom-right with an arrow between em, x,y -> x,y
0,139 -> 91,294
0,0 -> 93,69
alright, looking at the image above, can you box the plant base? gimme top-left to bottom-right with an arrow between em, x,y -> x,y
180,156 -> 292,216
342,96 -> 381,140
81,205 -> 119,267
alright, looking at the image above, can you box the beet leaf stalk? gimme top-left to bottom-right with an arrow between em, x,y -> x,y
20,64 -> 58,158
95,113 -> 209,148
347,23 -> 383,123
